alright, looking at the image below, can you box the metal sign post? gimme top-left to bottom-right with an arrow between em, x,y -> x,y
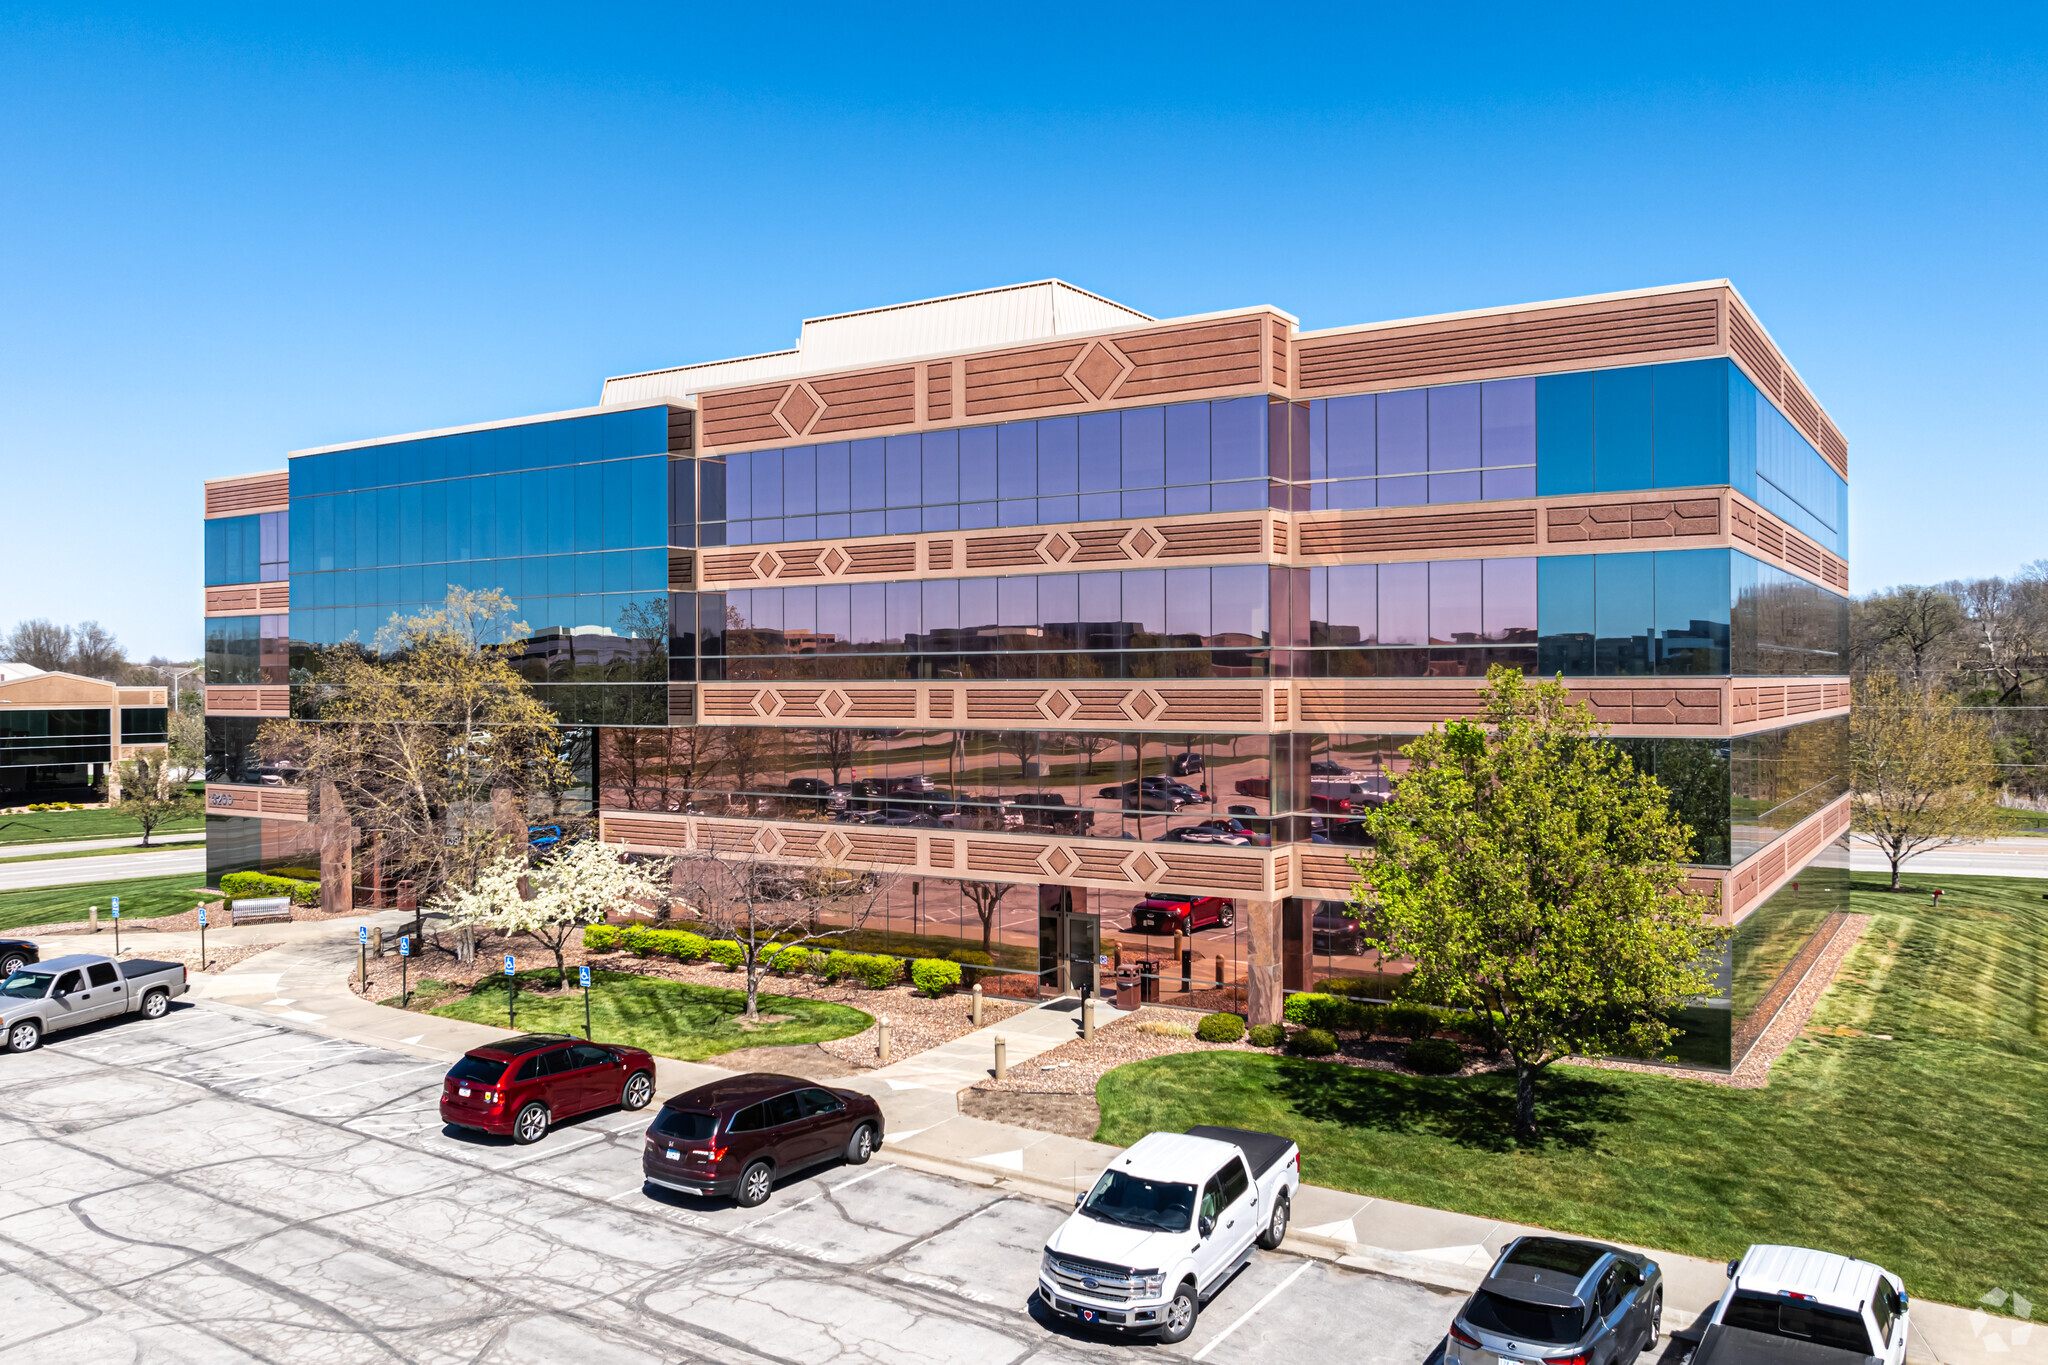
197,905 -> 208,972
399,936 -> 410,1009
504,954 -> 517,1029
357,925 -> 369,989
580,964 -> 592,1039
111,896 -> 121,956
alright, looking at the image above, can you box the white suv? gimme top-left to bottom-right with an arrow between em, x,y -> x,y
1709,1245 -> 1910,1365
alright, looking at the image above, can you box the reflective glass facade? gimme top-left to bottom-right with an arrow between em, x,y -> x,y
205,511 -> 288,585
287,407 -> 674,723
205,614 -> 289,685
0,709 -> 111,768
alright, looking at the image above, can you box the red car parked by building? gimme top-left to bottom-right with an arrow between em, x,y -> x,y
440,1033 -> 657,1144
1131,892 -> 1236,933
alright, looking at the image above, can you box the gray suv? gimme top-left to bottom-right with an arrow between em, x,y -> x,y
1446,1236 -> 1664,1365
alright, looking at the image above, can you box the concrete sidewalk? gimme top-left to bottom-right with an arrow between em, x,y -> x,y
0,830 -> 206,857
41,916 -> 2033,1365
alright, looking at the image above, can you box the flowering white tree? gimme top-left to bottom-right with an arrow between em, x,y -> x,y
441,840 -> 672,989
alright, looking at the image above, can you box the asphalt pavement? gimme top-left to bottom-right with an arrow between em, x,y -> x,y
0,845 -> 206,892
1849,835 -> 2048,880
0,832 -> 205,857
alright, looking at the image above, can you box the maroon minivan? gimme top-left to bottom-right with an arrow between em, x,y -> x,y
440,1033 -> 657,1144
642,1072 -> 885,1207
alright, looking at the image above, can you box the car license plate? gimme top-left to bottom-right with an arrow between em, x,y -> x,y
457,1087 -> 470,1097
665,1149 -> 681,1160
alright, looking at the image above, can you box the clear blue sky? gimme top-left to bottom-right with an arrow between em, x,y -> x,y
2,4 -> 2042,659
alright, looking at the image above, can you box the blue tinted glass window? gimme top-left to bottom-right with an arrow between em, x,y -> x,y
783,447 -> 816,516
1538,555 -> 1596,674
1594,368 -> 1653,492
1038,417 -> 1078,496
997,423 -> 1035,501
606,458 -> 637,549
629,458 -> 665,547
1078,413 -> 1120,493
1595,552 -> 1655,674
1378,562 -> 1428,646
1655,548 -> 1730,674
1429,384 -> 1482,471
751,449 -> 783,521
1536,373 -> 1594,496
1121,407 -> 1164,488
1377,390 -> 1426,476
1481,377 -> 1535,468
885,436 -> 920,508
1165,404 -> 1208,485
959,428 -> 997,502
1212,397 -> 1265,482
813,443 -> 848,514
920,432 -> 958,505
1651,360 -> 1728,489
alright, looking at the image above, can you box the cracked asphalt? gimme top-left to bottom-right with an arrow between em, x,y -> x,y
0,1001 -> 1459,1364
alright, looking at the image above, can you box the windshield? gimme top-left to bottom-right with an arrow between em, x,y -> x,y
1465,1289 -> 1588,1344
0,971 -> 51,1000
652,1109 -> 719,1141
1080,1170 -> 1196,1232
448,1056 -> 507,1085
1725,1292 -> 1875,1354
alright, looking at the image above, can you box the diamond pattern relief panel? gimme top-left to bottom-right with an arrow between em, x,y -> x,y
775,384 -> 823,437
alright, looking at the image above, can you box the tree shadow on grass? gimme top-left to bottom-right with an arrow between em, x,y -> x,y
1270,1059 -> 1631,1155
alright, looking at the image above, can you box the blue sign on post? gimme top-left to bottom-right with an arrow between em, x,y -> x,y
111,897 -> 121,920
399,937 -> 410,958
579,965 -> 590,988
197,907 -> 207,928
358,925 -> 368,943
504,955 -> 516,976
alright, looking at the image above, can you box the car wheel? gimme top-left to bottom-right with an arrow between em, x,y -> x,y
1218,906 -> 1236,928
511,1102 -> 549,1145
1646,1289 -> 1663,1348
141,989 -> 169,1020
735,1159 -> 775,1208
1257,1191 -> 1290,1250
1157,1280 -> 1199,1344
0,954 -> 23,976
7,1020 -> 40,1053
621,1070 -> 654,1111
844,1122 -> 876,1164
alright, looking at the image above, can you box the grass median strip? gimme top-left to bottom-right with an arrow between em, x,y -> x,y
0,872 -> 212,932
0,843 -> 193,867
420,968 -> 874,1061
0,809 -> 204,846
1094,872 -> 2048,1313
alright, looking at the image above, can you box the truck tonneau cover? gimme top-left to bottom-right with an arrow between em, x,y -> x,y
119,960 -> 182,977
1693,1324 -> 1882,1365
1185,1125 -> 1293,1179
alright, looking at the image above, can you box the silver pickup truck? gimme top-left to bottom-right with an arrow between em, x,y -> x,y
1,953 -> 188,1052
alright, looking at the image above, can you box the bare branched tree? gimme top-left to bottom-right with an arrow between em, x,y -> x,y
959,880 -> 1013,954
669,844 -> 900,1019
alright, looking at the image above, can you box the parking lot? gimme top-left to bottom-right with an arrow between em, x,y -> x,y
0,1001 -> 1461,1364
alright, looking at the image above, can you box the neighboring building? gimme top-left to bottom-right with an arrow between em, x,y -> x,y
0,662 -> 169,803
202,279 -> 1852,1068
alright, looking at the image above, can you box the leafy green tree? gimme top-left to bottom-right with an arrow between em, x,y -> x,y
1358,667 -> 1723,1140
1851,672 -> 2003,889
111,749 -> 202,846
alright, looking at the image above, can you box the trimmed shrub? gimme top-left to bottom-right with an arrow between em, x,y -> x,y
910,958 -> 961,997
805,950 -> 831,976
822,950 -> 860,982
1341,1002 -> 1385,1037
1137,1020 -> 1197,1039
1405,1039 -> 1464,1074
1195,1012 -> 1246,1043
1247,1023 -> 1286,1049
220,870 -> 320,906
771,943 -> 813,974
706,940 -> 744,970
583,924 -> 622,951
1287,1027 -> 1339,1057
625,927 -> 707,961
1283,992 -> 1338,1027
1385,1004 -> 1438,1041
853,954 -> 904,989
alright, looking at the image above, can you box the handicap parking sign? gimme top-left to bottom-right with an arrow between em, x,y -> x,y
579,965 -> 591,988
399,937 -> 410,957
504,954 -> 516,976
358,925 -> 368,943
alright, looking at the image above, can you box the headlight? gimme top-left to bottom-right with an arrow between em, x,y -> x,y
1041,1250 -> 1056,1277
1139,1275 -> 1165,1297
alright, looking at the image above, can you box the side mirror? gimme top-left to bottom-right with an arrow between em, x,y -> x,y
1074,1193 -> 1085,1209
1727,1259 -> 1741,1280
1199,1215 -> 1216,1239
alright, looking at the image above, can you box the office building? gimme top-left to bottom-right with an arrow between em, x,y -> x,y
203,279 -> 1851,1067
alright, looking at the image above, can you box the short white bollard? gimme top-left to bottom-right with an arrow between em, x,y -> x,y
971,982 -> 984,1026
994,1034 -> 1007,1081
1082,996 -> 1096,1041
878,1016 -> 892,1067
90,905 -> 100,933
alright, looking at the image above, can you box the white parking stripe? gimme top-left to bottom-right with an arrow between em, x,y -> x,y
1191,1260 -> 1311,1362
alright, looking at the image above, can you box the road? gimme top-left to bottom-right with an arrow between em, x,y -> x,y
0,832 -> 205,857
1850,835 -> 2048,880
0,1003 -> 1472,1365
0,845 -> 206,891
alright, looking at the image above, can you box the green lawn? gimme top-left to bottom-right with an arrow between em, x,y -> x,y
0,872 -> 212,932
423,969 -> 874,1061
0,807 -> 204,846
1096,872 -> 2048,1313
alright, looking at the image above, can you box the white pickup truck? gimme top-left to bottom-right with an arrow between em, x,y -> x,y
1,953 -> 188,1053
1695,1245 -> 1912,1365
1038,1125 -> 1301,1344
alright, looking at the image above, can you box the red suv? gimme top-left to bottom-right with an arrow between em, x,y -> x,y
642,1071 -> 885,1208
1132,892 -> 1235,933
440,1033 -> 657,1144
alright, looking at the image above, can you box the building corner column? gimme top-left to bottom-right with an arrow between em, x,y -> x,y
1245,897 -> 1282,1026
